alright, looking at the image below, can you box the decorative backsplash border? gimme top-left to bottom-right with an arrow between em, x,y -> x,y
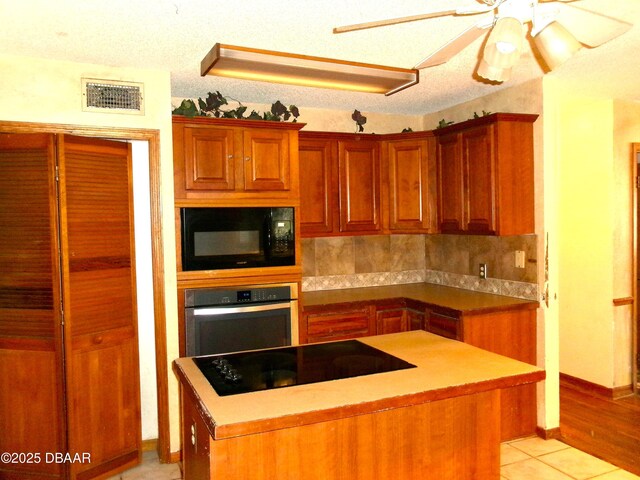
302,268 -> 539,301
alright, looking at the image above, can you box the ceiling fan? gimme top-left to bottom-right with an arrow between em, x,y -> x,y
334,0 -> 633,82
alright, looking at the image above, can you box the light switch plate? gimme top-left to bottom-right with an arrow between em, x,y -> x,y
515,250 -> 525,269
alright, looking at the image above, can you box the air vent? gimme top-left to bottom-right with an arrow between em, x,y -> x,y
82,78 -> 144,114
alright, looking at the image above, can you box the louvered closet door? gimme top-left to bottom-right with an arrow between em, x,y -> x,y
57,135 -> 141,479
0,133 -> 67,479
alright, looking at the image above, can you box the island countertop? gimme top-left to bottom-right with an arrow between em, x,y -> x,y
173,330 -> 545,441
301,283 -> 538,314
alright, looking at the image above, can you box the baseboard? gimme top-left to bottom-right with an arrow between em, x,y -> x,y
536,426 -> 561,440
142,438 -> 157,452
560,373 -> 634,399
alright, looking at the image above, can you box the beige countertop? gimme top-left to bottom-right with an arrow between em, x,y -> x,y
173,331 -> 545,440
301,283 -> 538,314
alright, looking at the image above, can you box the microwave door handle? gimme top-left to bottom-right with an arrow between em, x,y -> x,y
193,302 -> 291,316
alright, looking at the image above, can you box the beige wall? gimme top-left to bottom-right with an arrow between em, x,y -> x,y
543,80 -> 639,390
0,54 -> 182,452
171,98 -> 426,134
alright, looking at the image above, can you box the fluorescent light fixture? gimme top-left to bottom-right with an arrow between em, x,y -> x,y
477,17 -> 524,82
533,21 -> 582,70
201,43 -> 419,96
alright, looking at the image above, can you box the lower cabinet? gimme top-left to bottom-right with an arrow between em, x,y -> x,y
301,299 -> 537,441
301,302 -> 426,342
425,306 -> 537,441
302,304 -> 376,343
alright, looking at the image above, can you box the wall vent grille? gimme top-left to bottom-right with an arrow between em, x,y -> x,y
82,78 -> 144,114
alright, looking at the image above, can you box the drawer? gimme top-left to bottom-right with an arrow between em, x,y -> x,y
427,311 -> 461,340
305,306 -> 374,342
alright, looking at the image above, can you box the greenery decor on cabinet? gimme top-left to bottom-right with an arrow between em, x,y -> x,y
352,109 -> 367,132
172,91 -> 300,122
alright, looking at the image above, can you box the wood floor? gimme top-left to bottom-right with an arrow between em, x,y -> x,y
559,384 -> 640,476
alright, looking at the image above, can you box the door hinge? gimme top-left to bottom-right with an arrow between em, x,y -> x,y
636,175 -> 640,189
55,165 -> 60,182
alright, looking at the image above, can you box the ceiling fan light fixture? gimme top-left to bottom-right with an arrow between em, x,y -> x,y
533,21 -> 582,70
477,17 -> 523,82
200,43 -> 419,96
477,59 -> 513,82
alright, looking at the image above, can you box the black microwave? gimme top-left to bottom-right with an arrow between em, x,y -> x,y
180,207 -> 295,271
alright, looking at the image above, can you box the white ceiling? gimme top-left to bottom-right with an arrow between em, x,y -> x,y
1,0 -> 640,115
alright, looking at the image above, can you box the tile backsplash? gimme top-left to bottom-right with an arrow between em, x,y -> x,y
301,234 -> 539,300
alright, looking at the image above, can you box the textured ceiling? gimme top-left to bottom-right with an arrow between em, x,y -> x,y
1,0 -> 639,115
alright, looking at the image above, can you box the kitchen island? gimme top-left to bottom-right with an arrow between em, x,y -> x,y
174,330 -> 544,479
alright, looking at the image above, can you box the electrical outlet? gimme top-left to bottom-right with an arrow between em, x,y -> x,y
479,263 -> 487,279
515,250 -> 526,269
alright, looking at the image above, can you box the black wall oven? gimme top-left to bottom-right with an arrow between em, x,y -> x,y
184,284 -> 298,357
180,207 -> 295,271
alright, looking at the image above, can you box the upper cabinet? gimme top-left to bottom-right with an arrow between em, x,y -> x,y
381,134 -> 436,233
299,131 -> 435,237
338,138 -> 381,233
434,113 -> 538,235
172,116 -> 304,202
298,137 -> 337,235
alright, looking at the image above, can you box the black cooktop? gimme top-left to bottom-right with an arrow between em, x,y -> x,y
193,339 -> 416,396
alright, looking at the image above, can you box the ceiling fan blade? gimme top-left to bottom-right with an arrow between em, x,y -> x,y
555,3 -> 633,47
413,20 -> 492,69
333,10 -> 457,34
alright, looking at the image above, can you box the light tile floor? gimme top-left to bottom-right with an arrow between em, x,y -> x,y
110,437 -> 640,479
501,437 -> 640,480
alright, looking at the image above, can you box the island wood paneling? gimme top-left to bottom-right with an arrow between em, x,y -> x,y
207,390 -> 501,480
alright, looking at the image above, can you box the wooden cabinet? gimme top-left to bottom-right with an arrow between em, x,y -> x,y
376,302 -> 426,335
376,307 -> 408,335
425,305 -> 537,441
382,135 -> 435,233
173,116 -> 304,201
338,139 -> 381,233
298,131 -> 435,236
426,310 -> 461,340
299,136 -> 337,235
302,292 -> 537,442
301,304 -> 375,343
434,113 -> 538,235
298,132 -> 381,236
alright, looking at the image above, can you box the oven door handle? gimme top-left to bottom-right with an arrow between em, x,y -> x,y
192,302 -> 291,316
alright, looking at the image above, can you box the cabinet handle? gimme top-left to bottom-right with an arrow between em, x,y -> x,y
227,154 -> 233,159
244,156 -> 251,161
93,335 -> 103,345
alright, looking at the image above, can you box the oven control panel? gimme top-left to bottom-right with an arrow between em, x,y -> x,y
185,285 -> 292,307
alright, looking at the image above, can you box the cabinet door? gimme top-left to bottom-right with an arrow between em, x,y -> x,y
299,138 -> 337,235
406,308 -> 426,331
387,140 -> 430,232
427,310 -> 461,340
183,126 -> 236,191
338,140 -> 381,233
303,305 -> 374,343
243,128 -> 290,191
0,133 -> 67,479
463,125 -> 496,234
58,135 -> 141,479
436,133 -> 464,233
376,308 -> 408,335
